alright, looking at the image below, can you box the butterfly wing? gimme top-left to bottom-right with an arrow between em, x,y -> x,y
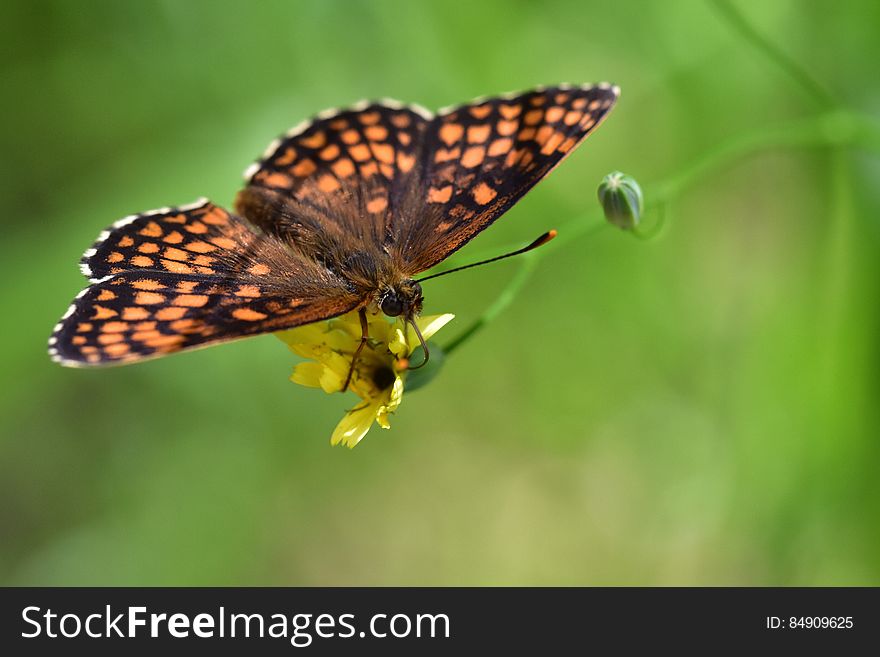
389,84 -> 619,273
235,101 -> 435,266
49,200 -> 359,366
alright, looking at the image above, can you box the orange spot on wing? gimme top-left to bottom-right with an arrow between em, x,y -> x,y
390,114 -> 411,128
461,146 -> 485,168
145,334 -> 184,349
300,131 -> 327,149
155,306 -> 187,321
185,241 -> 216,254
101,321 -> 129,333
184,221 -> 208,234
467,124 -> 491,143
209,237 -> 237,250
118,236 -> 135,248
545,106 -> 565,123
104,342 -> 130,356
173,294 -> 210,307
130,255 -> 153,267
434,147 -> 461,163
364,125 -> 388,141
138,242 -> 159,254
469,105 -> 492,119
558,137 -> 577,153
319,143 -> 340,160
439,123 -> 464,146
261,172 -> 293,188
497,120 -> 518,136
523,109 -> 543,125
535,125 -> 554,146
176,281 -> 198,292
564,111 -> 583,126
248,263 -> 271,276
541,131 -> 566,154
235,285 -> 261,298
371,143 -> 394,164
292,158 -> 317,177
472,182 -> 497,205
331,158 -> 356,177
360,162 -> 379,177
98,333 -> 124,344
396,152 -> 415,173
366,197 -> 388,213
139,221 -> 163,238
97,289 -> 117,301
358,111 -> 381,126
488,138 -> 513,157
499,104 -> 521,119
77,322 -> 93,332
317,175 -> 341,193
107,252 -> 124,263
163,230 -> 184,244
72,336 -> 87,345
171,318 -> 202,332
92,305 -> 118,320
341,129 -> 360,144
122,306 -> 151,320
232,308 -> 268,321
274,147 -> 298,166
132,278 -> 165,291
203,207 -> 228,225
135,292 -> 165,305
349,144 -> 371,162
162,259 -> 193,274
428,186 -> 453,203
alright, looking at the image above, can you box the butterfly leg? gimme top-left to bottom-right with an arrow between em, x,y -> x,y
342,308 -> 369,392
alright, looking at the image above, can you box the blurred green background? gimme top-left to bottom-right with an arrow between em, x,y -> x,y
2,0 -> 878,585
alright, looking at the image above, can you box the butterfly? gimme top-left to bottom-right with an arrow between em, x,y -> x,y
49,83 -> 619,377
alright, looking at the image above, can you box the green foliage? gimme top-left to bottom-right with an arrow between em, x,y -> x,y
1,0 -> 878,585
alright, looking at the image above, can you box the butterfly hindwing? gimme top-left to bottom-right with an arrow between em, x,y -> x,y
390,84 -> 620,272
51,201 -> 359,366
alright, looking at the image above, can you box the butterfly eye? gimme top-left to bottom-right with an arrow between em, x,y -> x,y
380,290 -> 404,317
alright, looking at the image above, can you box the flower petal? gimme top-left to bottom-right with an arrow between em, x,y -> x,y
290,362 -> 325,388
411,313 -> 455,343
331,401 -> 380,448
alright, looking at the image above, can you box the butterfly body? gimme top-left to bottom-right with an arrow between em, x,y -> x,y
49,84 -> 618,367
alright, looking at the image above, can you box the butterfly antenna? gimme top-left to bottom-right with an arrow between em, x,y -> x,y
415,229 -> 557,283
407,318 -> 430,369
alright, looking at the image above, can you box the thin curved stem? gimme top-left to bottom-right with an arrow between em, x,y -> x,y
710,0 -> 838,109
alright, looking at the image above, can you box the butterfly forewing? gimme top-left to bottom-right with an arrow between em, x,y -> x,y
391,84 -> 620,272
50,201 -> 358,366
237,102 -> 433,250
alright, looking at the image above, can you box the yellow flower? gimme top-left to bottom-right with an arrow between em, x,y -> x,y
276,310 -> 454,448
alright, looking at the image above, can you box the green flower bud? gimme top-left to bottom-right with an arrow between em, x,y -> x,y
598,171 -> 643,230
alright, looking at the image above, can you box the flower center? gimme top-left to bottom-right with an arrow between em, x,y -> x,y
371,365 -> 396,391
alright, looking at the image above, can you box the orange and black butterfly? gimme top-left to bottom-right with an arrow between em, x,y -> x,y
49,83 -> 619,377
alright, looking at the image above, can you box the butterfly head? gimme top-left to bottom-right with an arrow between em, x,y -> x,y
379,279 -> 423,319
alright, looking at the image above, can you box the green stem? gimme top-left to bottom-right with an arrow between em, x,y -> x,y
710,0 -> 838,109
